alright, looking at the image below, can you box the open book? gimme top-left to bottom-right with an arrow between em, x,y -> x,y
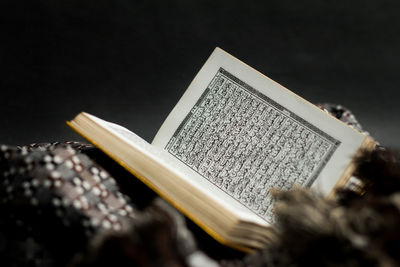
68,48 -> 375,252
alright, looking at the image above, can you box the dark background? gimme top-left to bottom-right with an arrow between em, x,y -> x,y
1,0 -> 399,148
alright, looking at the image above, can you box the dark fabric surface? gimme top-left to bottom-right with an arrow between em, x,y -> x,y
2,104 -> 399,267
0,142 -> 218,267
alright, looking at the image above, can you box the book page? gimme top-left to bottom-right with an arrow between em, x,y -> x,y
152,48 -> 366,224
84,113 -> 269,226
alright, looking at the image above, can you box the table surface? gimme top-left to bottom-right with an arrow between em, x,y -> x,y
1,0 -> 399,149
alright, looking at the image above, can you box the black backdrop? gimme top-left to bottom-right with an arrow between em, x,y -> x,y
1,0 -> 399,148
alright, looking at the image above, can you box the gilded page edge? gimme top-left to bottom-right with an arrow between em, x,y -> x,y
66,119 -> 253,253
327,135 -> 376,199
